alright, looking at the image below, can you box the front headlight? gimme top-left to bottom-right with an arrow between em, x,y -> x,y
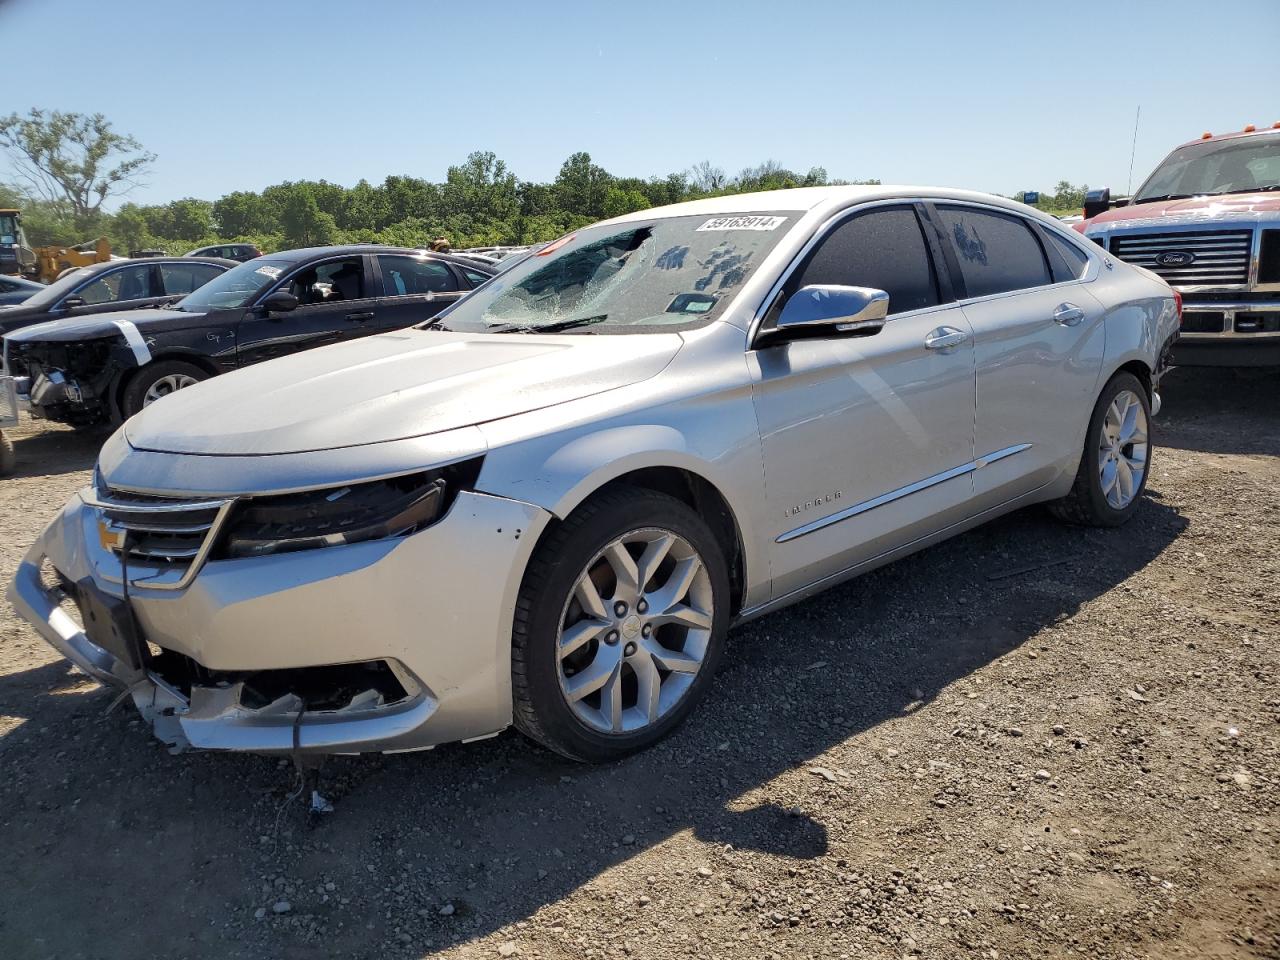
218,460 -> 481,559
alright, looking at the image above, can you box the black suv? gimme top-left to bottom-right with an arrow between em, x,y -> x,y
0,257 -> 235,336
5,245 -> 496,425
185,242 -> 263,262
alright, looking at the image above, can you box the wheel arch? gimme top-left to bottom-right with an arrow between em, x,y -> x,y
111,351 -> 221,420
489,434 -> 753,618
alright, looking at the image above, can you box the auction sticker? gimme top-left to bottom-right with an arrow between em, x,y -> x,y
255,265 -> 283,279
696,215 -> 787,232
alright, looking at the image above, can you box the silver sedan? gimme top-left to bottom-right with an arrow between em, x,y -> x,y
9,186 -> 1180,762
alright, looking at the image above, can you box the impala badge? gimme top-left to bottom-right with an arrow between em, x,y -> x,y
1155,250 -> 1196,267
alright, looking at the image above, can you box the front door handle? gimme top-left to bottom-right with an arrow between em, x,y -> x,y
1053,303 -> 1085,327
924,326 -> 970,351
344,311 -> 375,323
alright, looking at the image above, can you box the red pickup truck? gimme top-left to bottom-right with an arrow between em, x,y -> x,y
1077,124 -> 1280,366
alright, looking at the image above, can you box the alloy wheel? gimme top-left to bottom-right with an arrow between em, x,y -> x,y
556,528 -> 714,735
143,373 -> 199,406
1097,388 -> 1149,509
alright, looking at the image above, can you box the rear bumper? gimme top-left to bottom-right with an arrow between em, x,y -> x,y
8,488 -> 552,755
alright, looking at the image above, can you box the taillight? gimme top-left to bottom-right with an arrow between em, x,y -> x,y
1174,289 -> 1183,326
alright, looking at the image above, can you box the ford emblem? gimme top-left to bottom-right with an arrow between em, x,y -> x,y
1155,250 -> 1196,267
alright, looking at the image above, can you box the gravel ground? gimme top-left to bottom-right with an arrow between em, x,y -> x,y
0,367 -> 1276,960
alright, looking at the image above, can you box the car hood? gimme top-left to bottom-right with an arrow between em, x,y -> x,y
4,307 -> 203,343
1087,192 -> 1280,228
124,329 -> 683,455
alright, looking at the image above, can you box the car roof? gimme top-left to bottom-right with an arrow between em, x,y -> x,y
597,184 -> 1064,230
264,245 -> 497,273
74,256 -> 237,273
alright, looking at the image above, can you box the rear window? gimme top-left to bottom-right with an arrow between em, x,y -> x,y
937,206 -> 1052,298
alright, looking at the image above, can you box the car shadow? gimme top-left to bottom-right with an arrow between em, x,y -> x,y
0,492 -> 1188,959
1157,366 -> 1279,456
5,420 -> 107,479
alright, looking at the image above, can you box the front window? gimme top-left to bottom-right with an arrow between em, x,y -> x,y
427,213 -> 797,334
1133,135 -> 1280,203
0,214 -> 17,245
174,258 -> 294,311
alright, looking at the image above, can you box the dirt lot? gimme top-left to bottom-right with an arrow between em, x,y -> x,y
0,367 -> 1276,960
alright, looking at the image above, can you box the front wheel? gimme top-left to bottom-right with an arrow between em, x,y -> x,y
121,360 -> 208,418
511,486 -> 730,762
1049,371 -> 1152,527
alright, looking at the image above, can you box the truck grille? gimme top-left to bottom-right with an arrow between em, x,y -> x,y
90,485 -> 234,589
1110,229 -> 1252,286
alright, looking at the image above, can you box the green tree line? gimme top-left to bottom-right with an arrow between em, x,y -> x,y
1,147 -> 880,256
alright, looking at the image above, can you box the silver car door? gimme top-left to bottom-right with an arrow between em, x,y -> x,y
749,204 -> 978,601
931,204 -> 1106,509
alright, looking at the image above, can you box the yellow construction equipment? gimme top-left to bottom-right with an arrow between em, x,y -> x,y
32,237 -> 113,283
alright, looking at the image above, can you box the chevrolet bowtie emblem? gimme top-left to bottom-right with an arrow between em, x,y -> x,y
97,515 -> 126,552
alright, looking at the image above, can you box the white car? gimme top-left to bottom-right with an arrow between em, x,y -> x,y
9,186 -> 1180,762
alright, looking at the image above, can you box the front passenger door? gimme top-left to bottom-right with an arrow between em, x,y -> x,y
373,254 -> 466,331
235,255 -> 381,366
750,205 -> 978,600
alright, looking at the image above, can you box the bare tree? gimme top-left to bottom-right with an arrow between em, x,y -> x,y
689,160 -> 728,193
0,109 -> 155,218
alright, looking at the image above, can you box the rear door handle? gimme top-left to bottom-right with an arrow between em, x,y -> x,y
344,311 -> 375,322
924,326 -> 969,351
1053,303 -> 1085,327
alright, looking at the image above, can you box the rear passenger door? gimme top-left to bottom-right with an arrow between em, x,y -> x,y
930,203 -> 1105,507
159,261 -> 225,300
235,254 -> 381,366
373,254 -> 466,331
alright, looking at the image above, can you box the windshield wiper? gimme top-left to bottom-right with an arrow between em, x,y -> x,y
488,314 -> 608,334
421,317 -> 453,332
1217,184 -> 1280,195
1131,194 -> 1193,204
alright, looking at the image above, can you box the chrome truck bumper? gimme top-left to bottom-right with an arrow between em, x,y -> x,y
8,488 -> 552,755
1175,301 -> 1280,367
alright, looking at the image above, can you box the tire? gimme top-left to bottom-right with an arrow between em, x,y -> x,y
511,486 -> 731,763
0,430 -> 14,477
1049,371 -> 1152,527
121,360 -> 209,418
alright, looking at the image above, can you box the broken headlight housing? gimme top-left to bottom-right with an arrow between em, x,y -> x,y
217,460 -> 481,559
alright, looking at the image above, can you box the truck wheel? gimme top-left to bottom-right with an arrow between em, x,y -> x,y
0,430 -> 14,477
122,360 -> 209,418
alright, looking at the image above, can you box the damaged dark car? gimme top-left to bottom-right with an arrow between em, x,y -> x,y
3,245 -> 496,425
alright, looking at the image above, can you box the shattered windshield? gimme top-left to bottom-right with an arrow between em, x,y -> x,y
425,213 -> 796,334
1133,135 -> 1280,202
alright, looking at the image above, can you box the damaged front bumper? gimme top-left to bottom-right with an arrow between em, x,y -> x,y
8,487 -> 551,755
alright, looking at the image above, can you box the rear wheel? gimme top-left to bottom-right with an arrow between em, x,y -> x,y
121,360 -> 208,417
511,486 -> 730,762
1049,371 -> 1151,527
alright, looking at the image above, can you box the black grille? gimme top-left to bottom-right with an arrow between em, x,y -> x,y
1111,229 -> 1252,286
1259,230 -> 1280,285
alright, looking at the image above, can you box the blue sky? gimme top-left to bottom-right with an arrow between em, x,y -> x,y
2,0 -> 1278,207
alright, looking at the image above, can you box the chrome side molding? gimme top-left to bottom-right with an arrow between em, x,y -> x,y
776,443 -> 1033,543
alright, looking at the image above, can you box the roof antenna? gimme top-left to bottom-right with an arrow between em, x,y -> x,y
1127,105 -> 1142,195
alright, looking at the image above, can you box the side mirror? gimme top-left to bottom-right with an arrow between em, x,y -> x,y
771,285 -> 890,341
1082,188 -> 1129,219
261,290 -> 299,313
61,295 -> 86,310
